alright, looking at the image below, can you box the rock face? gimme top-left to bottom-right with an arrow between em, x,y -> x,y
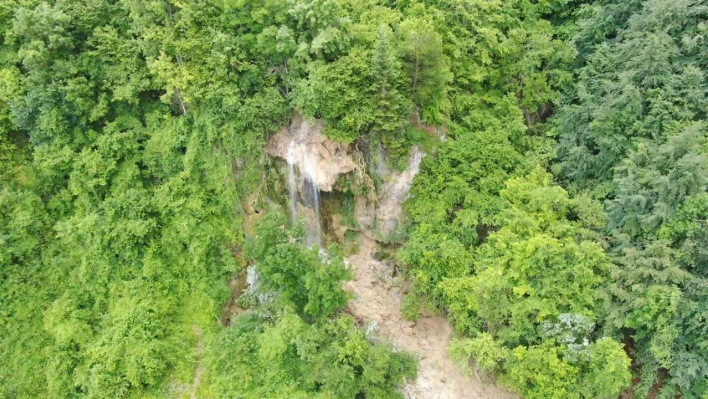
352,147 -> 424,240
266,114 -> 356,192
354,196 -> 377,238
375,147 -> 424,238
268,114 -> 425,241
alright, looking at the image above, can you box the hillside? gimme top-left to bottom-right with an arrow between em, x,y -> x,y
0,1 -> 706,398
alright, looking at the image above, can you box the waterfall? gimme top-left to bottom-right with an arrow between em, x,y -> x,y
286,121 -> 323,248
286,141 -> 298,225
301,177 -> 323,248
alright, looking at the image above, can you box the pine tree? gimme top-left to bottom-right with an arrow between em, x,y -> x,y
371,25 -> 408,157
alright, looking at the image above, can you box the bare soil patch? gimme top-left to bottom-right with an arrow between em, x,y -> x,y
344,238 -> 518,399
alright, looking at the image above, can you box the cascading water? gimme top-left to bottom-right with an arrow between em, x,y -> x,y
286,141 -> 299,225
302,177 -> 323,248
285,121 -> 323,248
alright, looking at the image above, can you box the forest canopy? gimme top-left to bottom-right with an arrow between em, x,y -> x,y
0,1 -> 705,399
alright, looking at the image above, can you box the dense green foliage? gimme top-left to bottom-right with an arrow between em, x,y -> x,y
244,212 -> 351,322
203,213 -> 416,399
206,311 -> 416,399
398,0 -> 706,398
0,0 -> 705,398
553,0 -> 708,396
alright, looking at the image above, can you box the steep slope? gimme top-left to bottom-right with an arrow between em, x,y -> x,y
345,238 -> 518,399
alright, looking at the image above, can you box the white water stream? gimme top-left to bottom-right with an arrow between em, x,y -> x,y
286,121 -> 323,248
286,141 -> 299,225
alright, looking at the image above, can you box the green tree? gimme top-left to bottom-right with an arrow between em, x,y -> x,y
205,310 -> 417,399
245,212 -> 351,321
448,333 -> 507,375
504,343 -> 580,399
292,47 -> 376,143
503,338 -> 631,399
371,25 -> 409,158
554,0 -> 708,394
556,0 -> 707,191
440,168 -> 609,343
397,16 -> 451,123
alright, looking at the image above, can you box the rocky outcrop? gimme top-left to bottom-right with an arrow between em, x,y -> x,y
267,114 -> 425,243
267,114 -> 356,192
353,147 -> 425,240
375,147 -> 424,238
354,196 -> 376,238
